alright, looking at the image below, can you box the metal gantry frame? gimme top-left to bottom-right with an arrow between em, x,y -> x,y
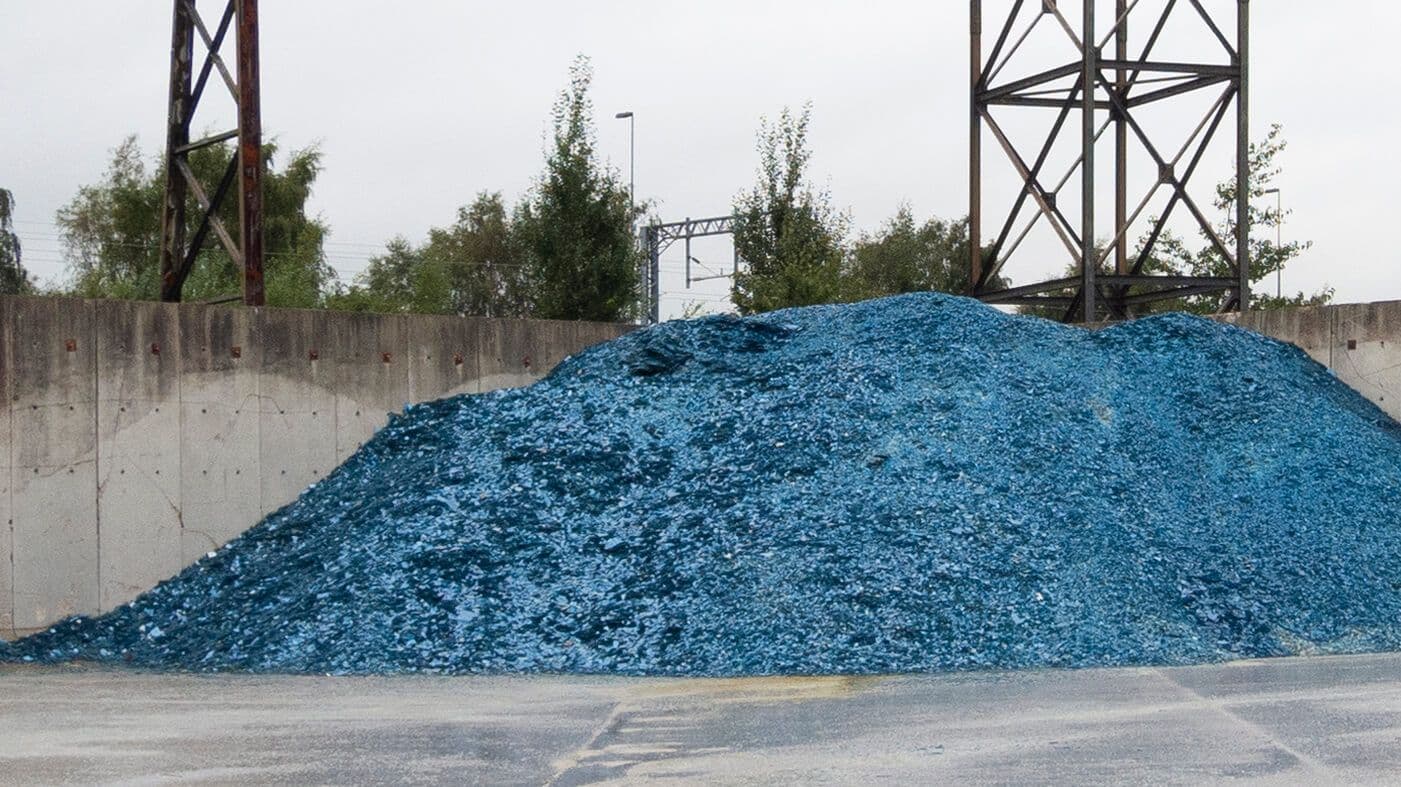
640,215 -> 739,323
970,0 -> 1250,322
158,0 -> 264,306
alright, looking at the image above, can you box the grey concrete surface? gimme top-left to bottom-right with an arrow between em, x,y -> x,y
0,295 -> 632,640
1221,299 -> 1401,421
3,653 -> 1401,784
7,298 -> 99,639
0,298 -> 14,640
1330,301 -> 1401,417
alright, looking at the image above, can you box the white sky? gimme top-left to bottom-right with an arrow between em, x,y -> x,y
2,1 -> 1397,320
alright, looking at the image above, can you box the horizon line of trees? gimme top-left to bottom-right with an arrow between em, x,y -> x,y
4,56 -> 645,324
2,58 -> 1327,322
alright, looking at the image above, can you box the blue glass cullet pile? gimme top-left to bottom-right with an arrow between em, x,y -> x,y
5,293 -> 1401,675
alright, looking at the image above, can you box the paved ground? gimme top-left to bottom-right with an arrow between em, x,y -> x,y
3,653 -> 1401,784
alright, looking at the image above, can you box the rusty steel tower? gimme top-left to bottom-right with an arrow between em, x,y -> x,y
158,0 -> 264,306
970,0 -> 1250,322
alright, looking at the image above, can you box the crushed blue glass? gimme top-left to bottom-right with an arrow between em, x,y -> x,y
5,293 -> 1401,675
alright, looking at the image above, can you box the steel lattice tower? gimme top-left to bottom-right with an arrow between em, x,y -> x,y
158,0 -> 264,306
970,0 -> 1249,322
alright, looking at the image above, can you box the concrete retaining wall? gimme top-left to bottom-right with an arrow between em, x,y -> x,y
1220,300 -> 1401,423
0,295 -> 632,640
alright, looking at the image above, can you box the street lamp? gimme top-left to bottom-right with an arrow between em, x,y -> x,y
1263,187 -> 1282,298
615,111 -> 635,219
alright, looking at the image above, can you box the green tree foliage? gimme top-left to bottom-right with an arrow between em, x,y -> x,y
56,138 -> 157,300
329,192 -> 532,317
258,145 -> 336,308
844,204 -> 1007,300
55,135 -> 333,307
331,59 -> 640,322
1152,124 -> 1325,312
428,193 -> 532,317
1022,125 -> 1324,320
0,188 -> 33,295
514,56 -> 642,322
326,237 -> 448,315
731,105 -> 847,315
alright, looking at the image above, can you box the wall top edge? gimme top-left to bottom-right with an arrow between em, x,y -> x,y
0,294 -> 636,332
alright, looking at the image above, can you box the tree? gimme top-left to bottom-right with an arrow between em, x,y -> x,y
326,237 -> 450,315
327,192 -> 533,317
426,192 -> 532,317
56,137 -> 157,300
515,56 -> 642,322
731,105 -> 847,315
1020,124 -> 1323,319
0,188 -> 32,295
844,204 -> 1007,300
55,135 -> 334,307
1151,124 -> 1324,313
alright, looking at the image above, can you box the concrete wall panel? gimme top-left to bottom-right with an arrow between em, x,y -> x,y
257,308 -> 338,516
478,318 -> 549,392
7,297 -> 98,635
408,315 -> 483,404
1229,304 -> 1334,368
1220,301 -> 1401,423
178,304 -> 262,562
0,295 -> 632,639
537,320 -> 585,374
94,301 -> 184,611
329,312 -> 412,463
1331,301 -> 1401,422
0,297 -> 14,638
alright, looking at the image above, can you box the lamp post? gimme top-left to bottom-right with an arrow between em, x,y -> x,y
615,111 -> 635,218
615,111 -> 643,321
1263,187 -> 1281,298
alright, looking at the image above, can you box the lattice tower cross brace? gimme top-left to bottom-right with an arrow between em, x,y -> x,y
970,0 -> 1250,322
158,0 -> 264,306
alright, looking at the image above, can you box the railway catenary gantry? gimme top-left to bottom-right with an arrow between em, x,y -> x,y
970,0 -> 1250,322
641,215 -> 740,324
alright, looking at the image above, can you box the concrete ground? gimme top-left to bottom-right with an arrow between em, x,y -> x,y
3,654 -> 1401,785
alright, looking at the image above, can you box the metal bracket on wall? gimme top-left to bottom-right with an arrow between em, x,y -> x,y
969,0 -> 1250,323
158,0 -> 264,306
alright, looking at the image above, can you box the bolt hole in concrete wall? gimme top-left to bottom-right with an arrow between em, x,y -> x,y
0,295 -> 632,640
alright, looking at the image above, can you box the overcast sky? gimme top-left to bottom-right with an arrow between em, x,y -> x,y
3,1 -> 1398,319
